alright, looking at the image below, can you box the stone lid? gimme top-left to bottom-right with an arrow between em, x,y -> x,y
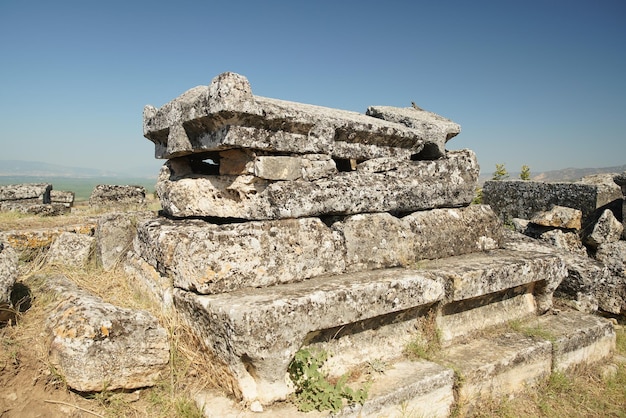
143,72 -> 460,161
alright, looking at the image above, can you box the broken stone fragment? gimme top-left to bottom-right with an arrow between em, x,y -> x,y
0,183 -> 51,203
613,171 -> 626,195
143,72 -> 456,161
45,275 -> 169,392
47,232 -> 94,267
583,209 -> 623,248
0,242 -> 18,306
89,185 -> 146,208
530,205 -> 582,230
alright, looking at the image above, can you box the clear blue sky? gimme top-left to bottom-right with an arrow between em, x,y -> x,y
1,0 -> 624,177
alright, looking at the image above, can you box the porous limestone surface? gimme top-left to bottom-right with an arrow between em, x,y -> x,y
526,310 -> 615,371
143,72 -> 458,161
443,332 -> 553,404
134,204 -> 502,294
174,268 -> 445,404
483,179 -> 623,227
340,360 -> 455,418
46,232 -> 94,267
0,223 -> 96,252
156,149 -> 479,220
418,249 -> 567,306
529,205 -> 582,230
173,249 -> 566,404
89,184 -> 146,208
0,183 -> 51,202
44,275 -> 170,392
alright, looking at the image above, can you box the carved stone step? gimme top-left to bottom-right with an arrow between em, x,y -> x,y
191,310 -> 614,417
173,249 -> 566,405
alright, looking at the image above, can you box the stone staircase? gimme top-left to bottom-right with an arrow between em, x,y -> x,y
127,72 -> 617,417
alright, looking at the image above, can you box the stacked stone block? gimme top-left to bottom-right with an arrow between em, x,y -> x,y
130,72 -> 605,411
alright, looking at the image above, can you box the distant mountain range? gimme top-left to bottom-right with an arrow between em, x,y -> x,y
0,160 -> 159,179
479,164 -> 626,184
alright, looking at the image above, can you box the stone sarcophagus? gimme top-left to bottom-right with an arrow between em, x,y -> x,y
127,72 -> 607,414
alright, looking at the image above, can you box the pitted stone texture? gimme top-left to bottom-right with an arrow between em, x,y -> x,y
583,209 -> 623,248
333,205 -> 502,272
595,241 -> 626,276
614,171 -> 626,195
483,180 -> 623,227
0,183 -> 51,203
502,230 -> 607,314
524,310 -> 615,371
50,190 -> 75,208
519,221 -> 588,256
530,205 -> 582,230
89,185 -> 146,208
95,212 -> 153,271
418,249 -> 567,313
174,268 -> 445,403
0,223 -> 96,252
47,232 -> 94,267
0,242 -> 18,305
156,149 -> 479,220
133,217 -> 345,294
134,205 -> 502,294
366,105 -> 461,141
45,275 -> 169,392
143,72 -> 457,161
0,202 -> 69,216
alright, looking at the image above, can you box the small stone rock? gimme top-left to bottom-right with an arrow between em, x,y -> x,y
47,232 -> 94,267
0,241 -> 18,306
583,209 -> 623,248
530,205 -> 582,230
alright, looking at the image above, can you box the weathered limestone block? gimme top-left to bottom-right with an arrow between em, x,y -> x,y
143,72 -> 458,161
0,223 -> 96,253
366,105 -> 461,141
420,249 -> 566,314
595,241 -> 626,275
0,242 -> 18,306
45,275 -> 169,392
47,232 -> 94,267
156,149 -> 479,220
403,204 -> 503,258
50,190 -> 75,208
583,209 -> 623,248
333,205 -> 502,272
96,212 -> 153,271
174,268 -> 445,403
483,180 -> 623,227
134,205 -> 503,294
89,185 -> 146,208
526,310 -> 615,371
530,205 -> 582,230
502,230 -> 607,313
123,251 -> 173,308
133,217 -> 346,294
0,202 -> 70,216
0,183 -> 51,203
517,220 -> 587,256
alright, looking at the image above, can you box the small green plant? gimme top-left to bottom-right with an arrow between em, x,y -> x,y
288,348 -> 368,412
519,164 -> 531,180
472,187 -> 483,204
492,163 -> 509,181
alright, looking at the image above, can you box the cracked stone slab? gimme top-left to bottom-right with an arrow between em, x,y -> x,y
143,72 -> 459,161
173,268 -> 445,404
133,204 -> 502,295
156,149 -> 478,220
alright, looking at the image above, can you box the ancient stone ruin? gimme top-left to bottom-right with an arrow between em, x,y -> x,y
0,183 -> 73,215
484,174 -> 626,316
120,72 -> 617,415
89,184 -> 146,208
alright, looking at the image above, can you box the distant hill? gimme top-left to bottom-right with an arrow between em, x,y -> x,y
0,160 -> 160,179
479,164 -> 626,184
